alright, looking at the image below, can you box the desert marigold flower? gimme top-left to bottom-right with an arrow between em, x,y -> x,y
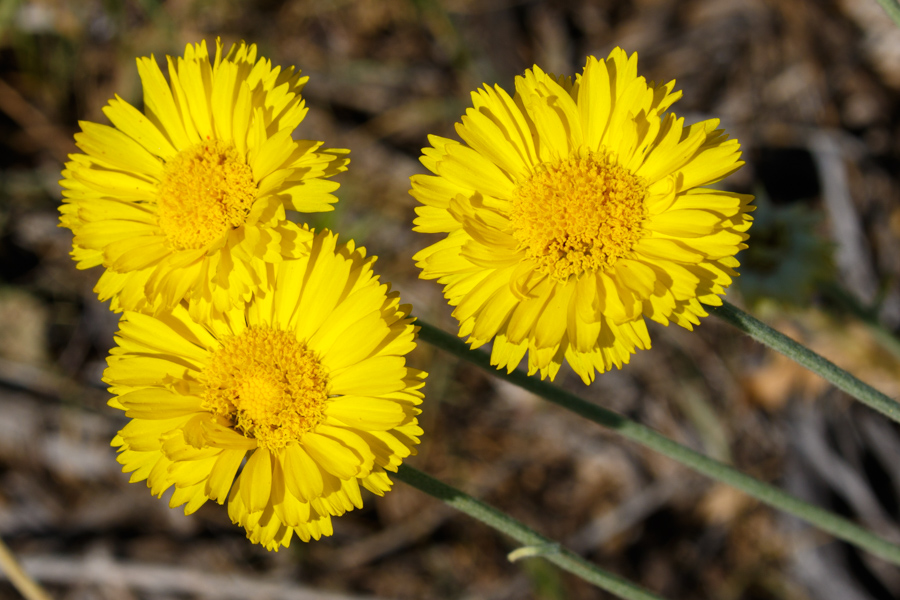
59,39 -> 348,319
412,48 -> 753,384
106,229 -> 425,550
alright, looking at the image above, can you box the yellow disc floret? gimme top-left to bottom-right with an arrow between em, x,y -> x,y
510,149 -> 648,280
157,140 -> 257,250
203,327 -> 330,450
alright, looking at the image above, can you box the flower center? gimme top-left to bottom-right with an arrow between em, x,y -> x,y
203,327 -> 330,450
509,149 -> 648,280
156,140 -> 256,250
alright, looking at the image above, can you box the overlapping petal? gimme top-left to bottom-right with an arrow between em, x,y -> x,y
106,230 -> 425,550
60,39 -> 349,320
412,48 -> 753,383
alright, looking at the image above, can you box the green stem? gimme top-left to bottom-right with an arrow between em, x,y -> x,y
394,465 -> 666,600
415,320 -> 900,566
709,300 -> 900,424
875,0 -> 900,28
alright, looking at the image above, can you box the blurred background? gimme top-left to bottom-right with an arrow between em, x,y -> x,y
3,0 -> 900,598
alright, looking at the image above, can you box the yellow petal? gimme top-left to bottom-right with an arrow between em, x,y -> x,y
329,356 -> 407,396
301,431 -> 362,480
240,448 -> 273,513
325,396 -> 407,430
283,444 -> 324,502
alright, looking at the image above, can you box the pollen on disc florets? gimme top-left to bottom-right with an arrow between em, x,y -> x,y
157,140 -> 257,250
510,149 -> 649,280
203,327 -> 330,450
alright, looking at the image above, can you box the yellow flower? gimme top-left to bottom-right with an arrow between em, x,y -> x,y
60,39 -> 348,320
412,48 -> 753,384
106,230 -> 425,550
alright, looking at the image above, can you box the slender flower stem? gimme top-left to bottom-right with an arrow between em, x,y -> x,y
395,465 -> 666,600
875,0 -> 900,28
415,320 -> 900,566
0,536 -> 52,600
709,300 -> 900,424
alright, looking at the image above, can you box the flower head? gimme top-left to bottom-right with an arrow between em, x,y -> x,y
412,48 -> 753,383
60,39 -> 349,319
106,229 -> 425,550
